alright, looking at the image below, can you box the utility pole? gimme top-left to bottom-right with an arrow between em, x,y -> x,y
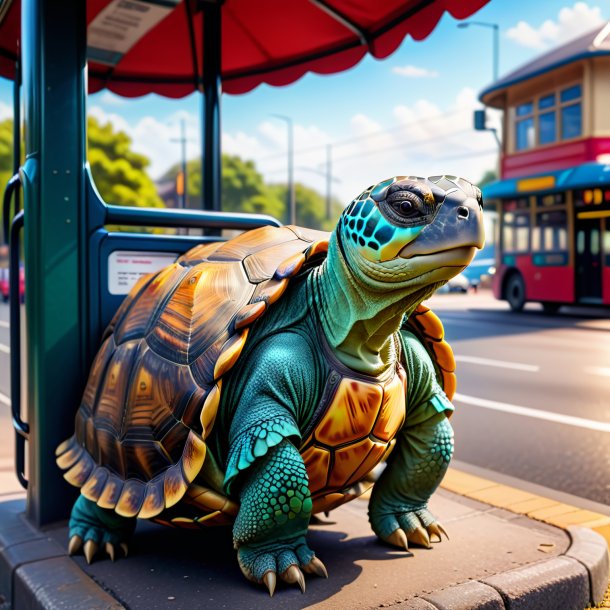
170,118 -> 190,210
273,114 -> 295,225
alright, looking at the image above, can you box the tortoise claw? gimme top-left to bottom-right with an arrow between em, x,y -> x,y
68,535 -> 82,556
262,571 -> 276,597
282,565 -> 306,593
385,528 -> 411,553
408,526 -> 431,549
427,522 -> 449,543
83,540 -> 98,564
105,542 -> 116,562
120,543 -> 129,558
302,556 -> 328,578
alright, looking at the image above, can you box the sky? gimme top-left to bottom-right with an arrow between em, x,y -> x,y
0,0 -> 607,204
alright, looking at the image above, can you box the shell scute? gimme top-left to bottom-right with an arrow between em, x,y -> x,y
58,226 -> 325,518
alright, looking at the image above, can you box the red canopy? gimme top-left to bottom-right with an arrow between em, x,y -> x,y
0,0 -> 489,97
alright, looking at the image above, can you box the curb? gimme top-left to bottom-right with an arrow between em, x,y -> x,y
0,499 -> 124,609
410,467 -> 610,610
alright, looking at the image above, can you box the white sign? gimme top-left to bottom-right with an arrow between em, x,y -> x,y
108,250 -> 177,295
88,0 -> 180,65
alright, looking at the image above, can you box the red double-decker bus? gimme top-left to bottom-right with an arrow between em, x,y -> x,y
479,23 -> 610,312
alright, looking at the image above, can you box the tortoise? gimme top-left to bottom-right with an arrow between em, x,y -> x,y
56,175 -> 484,595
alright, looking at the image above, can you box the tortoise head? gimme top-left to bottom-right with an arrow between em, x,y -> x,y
336,175 -> 485,288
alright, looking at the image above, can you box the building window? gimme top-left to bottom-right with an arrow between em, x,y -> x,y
515,102 -> 535,150
512,84 -> 582,152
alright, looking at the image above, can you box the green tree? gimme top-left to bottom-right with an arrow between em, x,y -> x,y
0,119 -> 12,194
478,169 -> 497,189
162,154 -> 285,219
270,182 -> 344,231
88,116 -> 164,210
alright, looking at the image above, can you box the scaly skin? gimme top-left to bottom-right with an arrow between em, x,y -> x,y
234,440 -> 316,591
68,495 -> 135,563
368,413 -> 454,548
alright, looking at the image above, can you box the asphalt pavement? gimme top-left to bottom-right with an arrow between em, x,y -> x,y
424,290 -> 610,508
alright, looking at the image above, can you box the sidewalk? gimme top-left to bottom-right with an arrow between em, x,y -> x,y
0,468 -> 608,609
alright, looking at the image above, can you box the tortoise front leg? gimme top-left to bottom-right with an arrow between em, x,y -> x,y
233,439 -> 327,595
368,412 -> 453,550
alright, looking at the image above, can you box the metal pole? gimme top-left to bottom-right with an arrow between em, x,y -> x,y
22,0 -> 88,525
181,119 -> 187,209
12,57 -> 20,213
202,0 -> 222,212
492,24 -> 499,82
273,114 -> 295,224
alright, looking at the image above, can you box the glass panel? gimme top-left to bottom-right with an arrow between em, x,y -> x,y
516,118 -> 535,150
538,192 -> 565,207
577,230 -> 584,254
533,211 -> 567,252
560,84 -> 581,103
539,111 -> 556,145
516,101 -> 534,116
539,93 -> 556,109
503,226 -> 514,251
516,227 -> 529,251
591,229 -> 600,255
532,227 -> 541,250
561,103 -> 581,139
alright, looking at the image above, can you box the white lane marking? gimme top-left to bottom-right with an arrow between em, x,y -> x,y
455,355 -> 539,372
0,392 -> 10,407
454,392 -> 610,433
0,321 -> 8,329
0,343 -> 8,354
583,366 -> 610,378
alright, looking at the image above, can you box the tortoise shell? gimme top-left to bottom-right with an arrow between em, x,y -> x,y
56,225 -> 455,522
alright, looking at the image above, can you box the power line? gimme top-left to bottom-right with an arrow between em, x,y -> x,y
256,107 -> 468,162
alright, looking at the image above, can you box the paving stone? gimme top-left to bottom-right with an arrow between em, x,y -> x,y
423,580 -> 505,609
565,526 -> 610,606
483,556 -> 589,610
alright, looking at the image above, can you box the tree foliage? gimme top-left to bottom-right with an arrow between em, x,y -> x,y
163,156 -> 344,230
162,154 -> 285,220
478,169 -> 497,189
88,116 -> 164,210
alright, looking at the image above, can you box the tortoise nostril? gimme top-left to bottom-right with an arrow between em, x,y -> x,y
457,206 -> 469,220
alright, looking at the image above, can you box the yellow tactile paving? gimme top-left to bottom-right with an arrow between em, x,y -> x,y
505,496 -> 560,515
468,484 -> 538,506
527,503 -> 582,520
439,469 -> 497,495
441,468 -> 610,550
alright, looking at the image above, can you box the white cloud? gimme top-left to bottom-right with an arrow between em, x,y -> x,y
96,91 -> 127,106
0,101 -> 12,121
507,2 -> 604,49
392,65 -> 439,78
87,88 -> 501,206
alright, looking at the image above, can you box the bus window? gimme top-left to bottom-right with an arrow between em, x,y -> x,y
577,230 -> 585,255
604,224 -> 610,265
537,192 -> 565,207
533,211 -> 567,252
503,210 -> 530,253
591,229 -> 600,256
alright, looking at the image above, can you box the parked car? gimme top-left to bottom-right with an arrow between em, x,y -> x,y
0,266 -> 25,303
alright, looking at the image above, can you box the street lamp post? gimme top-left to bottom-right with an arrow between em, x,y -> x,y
458,21 -> 499,82
273,114 -> 296,225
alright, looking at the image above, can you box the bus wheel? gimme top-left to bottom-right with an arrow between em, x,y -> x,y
506,273 -> 525,312
542,302 -> 561,315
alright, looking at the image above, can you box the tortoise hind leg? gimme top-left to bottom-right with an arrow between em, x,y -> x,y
68,495 -> 136,564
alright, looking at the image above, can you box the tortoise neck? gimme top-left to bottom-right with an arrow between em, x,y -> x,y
308,234 -> 424,377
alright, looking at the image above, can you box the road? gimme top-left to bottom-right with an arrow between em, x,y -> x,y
426,290 -> 610,508
1,292 -> 609,507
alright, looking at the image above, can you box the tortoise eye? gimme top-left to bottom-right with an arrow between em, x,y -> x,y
387,190 -> 428,220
